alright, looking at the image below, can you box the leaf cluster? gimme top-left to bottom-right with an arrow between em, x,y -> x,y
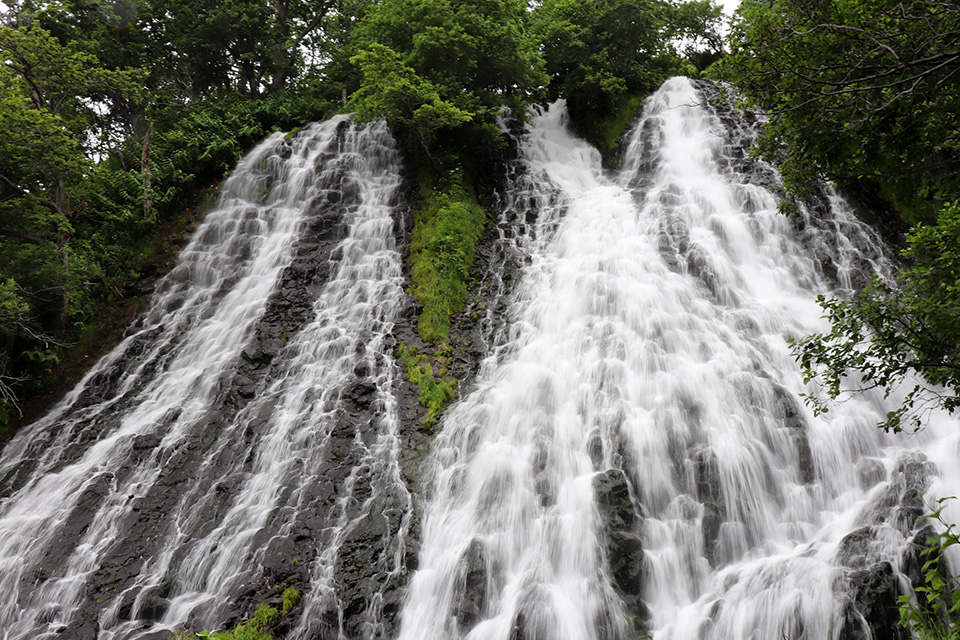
348,0 -> 546,161
713,0 -> 960,220
0,15 -> 332,426
407,167 -> 487,343
397,342 -> 457,427
530,0 -> 704,120
792,202 -> 960,431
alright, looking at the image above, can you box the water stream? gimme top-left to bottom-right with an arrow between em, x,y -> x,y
0,77 -> 957,640
398,77 -> 960,640
0,117 -> 409,639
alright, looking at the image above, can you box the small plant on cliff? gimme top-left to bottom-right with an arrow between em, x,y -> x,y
281,587 -> 300,615
191,603 -> 278,640
408,169 -> 486,343
177,586 -> 301,640
397,342 -> 457,428
898,499 -> 960,639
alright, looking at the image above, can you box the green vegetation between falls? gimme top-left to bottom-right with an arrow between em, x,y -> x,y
408,170 -> 486,344
174,588 -> 300,640
397,343 -> 457,428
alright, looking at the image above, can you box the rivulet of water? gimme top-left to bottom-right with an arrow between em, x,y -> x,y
0,117 -> 409,639
398,77 -> 960,640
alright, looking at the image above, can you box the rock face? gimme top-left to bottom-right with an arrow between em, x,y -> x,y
842,561 -> 909,640
837,452 -> 939,640
51,133 -> 520,638
0,91 -> 935,640
594,469 -> 647,624
37,125 -> 394,639
453,538 -> 488,632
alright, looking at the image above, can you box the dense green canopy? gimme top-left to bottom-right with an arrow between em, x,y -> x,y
0,0 -> 715,425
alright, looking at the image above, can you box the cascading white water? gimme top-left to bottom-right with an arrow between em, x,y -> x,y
0,117 -> 409,639
398,77 -> 960,640
3,77 -> 957,640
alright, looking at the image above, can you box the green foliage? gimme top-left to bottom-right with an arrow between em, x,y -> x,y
0,0 -> 725,431
532,0 -> 722,125
15,0 -> 347,98
397,343 -> 457,427
898,498 -> 960,639
0,21 -> 143,422
0,12 -> 332,427
713,0 -> 960,222
580,93 -> 645,163
0,22 -> 145,149
349,44 -> 473,158
147,92 -> 331,202
174,585 -> 301,640
182,604 -> 280,640
349,0 -> 546,159
792,202 -> 960,432
408,169 -> 486,343
280,587 -> 299,616
720,0 -> 960,434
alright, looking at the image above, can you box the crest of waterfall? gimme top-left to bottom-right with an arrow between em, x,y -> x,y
398,77 -> 960,640
0,116 -> 410,639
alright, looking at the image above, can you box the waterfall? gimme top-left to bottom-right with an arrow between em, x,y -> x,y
398,77 -> 960,639
2,76 -> 958,640
0,117 -> 409,639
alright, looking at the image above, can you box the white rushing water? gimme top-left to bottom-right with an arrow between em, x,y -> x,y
2,77 -> 957,640
0,117 -> 409,639
399,77 -> 960,639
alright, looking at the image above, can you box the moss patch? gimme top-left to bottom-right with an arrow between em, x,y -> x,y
174,587 -> 300,640
397,342 -> 457,428
281,587 -> 300,615
408,167 -> 486,343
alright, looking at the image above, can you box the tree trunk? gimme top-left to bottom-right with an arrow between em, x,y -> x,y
141,122 -> 154,220
55,179 -> 70,332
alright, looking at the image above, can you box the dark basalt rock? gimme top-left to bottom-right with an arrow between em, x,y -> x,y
593,468 -> 648,622
692,446 -> 726,563
838,452 -> 940,640
772,384 -> 815,484
857,458 -> 887,491
841,562 -> 909,640
454,538 -> 488,633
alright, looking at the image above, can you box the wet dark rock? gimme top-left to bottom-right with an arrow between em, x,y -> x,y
509,595 -> 551,640
137,591 -> 170,621
345,381 -> 377,410
902,524 -> 939,590
54,625 -> 98,640
593,469 -> 647,620
241,345 -> 265,365
335,511 -> 391,638
837,452 -> 941,640
136,632 -> 176,640
587,431 -> 604,470
234,374 -> 256,399
454,538 -> 488,632
857,458 -> 887,491
838,526 -> 885,571
692,446 -> 726,563
841,561 -> 909,640
772,384 -> 815,484
889,452 -> 936,534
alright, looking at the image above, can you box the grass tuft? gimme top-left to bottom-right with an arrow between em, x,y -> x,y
397,343 -> 457,428
408,167 -> 486,343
